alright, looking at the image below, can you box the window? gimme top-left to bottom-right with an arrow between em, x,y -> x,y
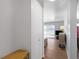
44,24 -> 55,38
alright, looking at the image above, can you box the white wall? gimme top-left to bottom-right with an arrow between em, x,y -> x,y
64,0 -> 77,59
0,0 -> 31,57
55,10 -> 67,22
77,1 -> 79,22
31,0 -> 43,59
77,1 -> 79,19
44,1 -> 55,22
0,0 -> 16,57
12,0 -> 26,50
13,0 -> 31,52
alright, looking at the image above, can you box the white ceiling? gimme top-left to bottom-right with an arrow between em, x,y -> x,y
37,0 -> 67,11
38,0 -> 79,22
55,0 -> 67,11
44,0 -> 67,11
44,0 -> 67,22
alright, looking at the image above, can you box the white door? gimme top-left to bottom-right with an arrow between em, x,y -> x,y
31,0 -> 43,59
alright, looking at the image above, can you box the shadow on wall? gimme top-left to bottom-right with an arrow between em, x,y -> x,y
37,0 -> 43,7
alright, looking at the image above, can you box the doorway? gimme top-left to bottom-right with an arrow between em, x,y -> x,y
43,0 -> 67,59
43,23 -> 67,59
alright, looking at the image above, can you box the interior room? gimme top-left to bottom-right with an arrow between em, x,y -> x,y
43,0 -> 67,59
44,22 -> 67,59
0,0 -> 77,59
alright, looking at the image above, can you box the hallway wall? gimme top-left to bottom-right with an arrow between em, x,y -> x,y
13,0 -> 31,51
31,0 -> 43,59
0,0 -> 16,57
64,0 -> 77,59
0,0 -> 31,57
